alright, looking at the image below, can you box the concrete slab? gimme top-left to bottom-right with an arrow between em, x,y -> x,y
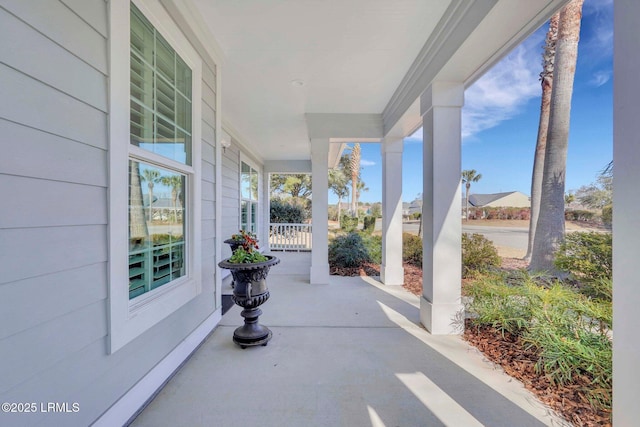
131,263 -> 567,427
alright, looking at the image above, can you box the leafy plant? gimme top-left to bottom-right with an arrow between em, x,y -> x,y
228,246 -> 268,264
328,232 -> 370,268
340,215 -> 359,232
466,274 -> 612,411
270,199 -> 306,224
554,232 -> 612,282
226,230 -> 267,264
362,216 -> 376,234
462,233 -> 500,278
359,233 -> 382,264
402,233 -> 422,267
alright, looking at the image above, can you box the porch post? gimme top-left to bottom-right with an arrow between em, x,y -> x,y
310,138 -> 330,284
613,1 -> 640,423
419,82 -> 464,334
380,137 -> 404,285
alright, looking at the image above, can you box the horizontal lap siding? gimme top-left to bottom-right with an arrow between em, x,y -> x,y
0,3 -> 112,425
0,2 -> 219,425
221,145 -> 240,258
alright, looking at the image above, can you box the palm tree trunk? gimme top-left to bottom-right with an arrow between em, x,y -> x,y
530,0 -> 583,273
525,13 -> 559,262
465,183 -> 470,220
129,161 -> 148,240
337,196 -> 342,220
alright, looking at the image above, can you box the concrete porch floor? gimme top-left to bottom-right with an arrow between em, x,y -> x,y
131,252 -> 565,427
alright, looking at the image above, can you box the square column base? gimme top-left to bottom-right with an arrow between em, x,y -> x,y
380,264 -> 404,286
420,297 -> 464,335
310,264 -> 330,285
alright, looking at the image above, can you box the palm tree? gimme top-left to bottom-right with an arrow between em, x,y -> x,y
161,175 -> 183,223
461,169 -> 482,220
141,168 -> 161,222
356,180 -> 368,211
329,168 -> 349,220
349,143 -> 361,217
129,161 -> 148,242
530,0 -> 584,273
525,12 -> 560,262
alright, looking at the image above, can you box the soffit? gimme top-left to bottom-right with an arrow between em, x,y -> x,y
191,0 -> 450,161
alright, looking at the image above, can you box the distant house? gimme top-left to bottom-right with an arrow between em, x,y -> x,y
468,191 -> 530,208
408,199 -> 423,216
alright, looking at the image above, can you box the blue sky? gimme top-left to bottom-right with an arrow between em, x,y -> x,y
336,0 -> 612,204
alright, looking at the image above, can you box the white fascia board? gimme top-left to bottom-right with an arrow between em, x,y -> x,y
382,0 -> 496,136
160,0 -> 225,69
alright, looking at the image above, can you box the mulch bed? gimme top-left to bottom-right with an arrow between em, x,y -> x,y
330,257 -> 612,426
464,321 -> 611,426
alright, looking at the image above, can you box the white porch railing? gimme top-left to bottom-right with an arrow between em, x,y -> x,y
269,223 -> 312,251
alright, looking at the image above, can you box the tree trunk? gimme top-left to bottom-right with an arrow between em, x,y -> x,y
350,144 -> 360,217
129,161 -> 148,240
337,196 -> 342,220
530,0 -> 583,273
465,182 -> 471,220
525,13 -> 559,262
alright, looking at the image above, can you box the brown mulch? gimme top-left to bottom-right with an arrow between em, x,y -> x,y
464,321 -> 611,427
331,257 -> 611,426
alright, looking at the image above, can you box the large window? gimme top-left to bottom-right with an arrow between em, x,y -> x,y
128,4 -> 191,299
109,0 -> 202,352
241,161 -> 259,233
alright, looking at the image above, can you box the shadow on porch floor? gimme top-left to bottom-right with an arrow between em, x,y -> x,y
131,252 -> 565,427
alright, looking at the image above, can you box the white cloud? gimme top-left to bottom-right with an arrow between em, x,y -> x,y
360,159 -> 376,167
589,70 -> 611,87
462,30 -> 544,140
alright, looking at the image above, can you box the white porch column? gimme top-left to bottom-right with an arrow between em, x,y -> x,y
419,82 -> 464,335
380,137 -> 404,285
613,1 -> 640,423
310,138 -> 330,284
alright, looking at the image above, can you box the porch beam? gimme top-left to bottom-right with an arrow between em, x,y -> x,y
419,82 -> 464,334
613,0 -> 640,423
310,138 -> 330,284
380,137 -> 404,286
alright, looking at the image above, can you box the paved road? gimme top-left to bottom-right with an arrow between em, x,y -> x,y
401,221 -> 529,252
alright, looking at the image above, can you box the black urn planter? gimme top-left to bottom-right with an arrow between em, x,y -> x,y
218,255 -> 280,348
223,238 -> 243,253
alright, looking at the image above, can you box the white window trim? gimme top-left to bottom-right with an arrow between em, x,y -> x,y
239,154 -> 261,237
108,0 -> 202,353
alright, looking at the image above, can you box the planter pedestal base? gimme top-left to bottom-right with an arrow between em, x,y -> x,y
233,307 -> 272,349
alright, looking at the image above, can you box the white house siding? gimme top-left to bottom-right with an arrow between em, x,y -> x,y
221,141 -> 240,260
0,2 -> 218,425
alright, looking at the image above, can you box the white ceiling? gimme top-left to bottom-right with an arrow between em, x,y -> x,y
192,0 -> 451,161
190,0 -> 566,163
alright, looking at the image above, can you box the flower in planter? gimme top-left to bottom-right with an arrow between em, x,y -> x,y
228,230 -> 267,263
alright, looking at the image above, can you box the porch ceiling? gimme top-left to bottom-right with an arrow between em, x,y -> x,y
191,0 -> 566,162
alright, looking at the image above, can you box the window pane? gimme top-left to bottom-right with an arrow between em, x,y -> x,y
250,202 -> 257,233
130,3 -> 192,166
130,6 -> 154,64
241,162 -> 251,199
241,201 -> 248,231
129,161 -> 186,299
250,169 -> 259,201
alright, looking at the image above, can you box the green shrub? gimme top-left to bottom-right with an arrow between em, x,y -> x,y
601,204 -> 612,227
554,232 -> 612,282
362,216 -> 376,234
402,233 -> 423,267
461,233 -> 500,278
466,276 -> 612,410
359,233 -> 382,264
270,199 -> 306,223
340,215 -> 359,232
410,212 -> 421,220
565,209 -> 596,222
328,232 -> 371,268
